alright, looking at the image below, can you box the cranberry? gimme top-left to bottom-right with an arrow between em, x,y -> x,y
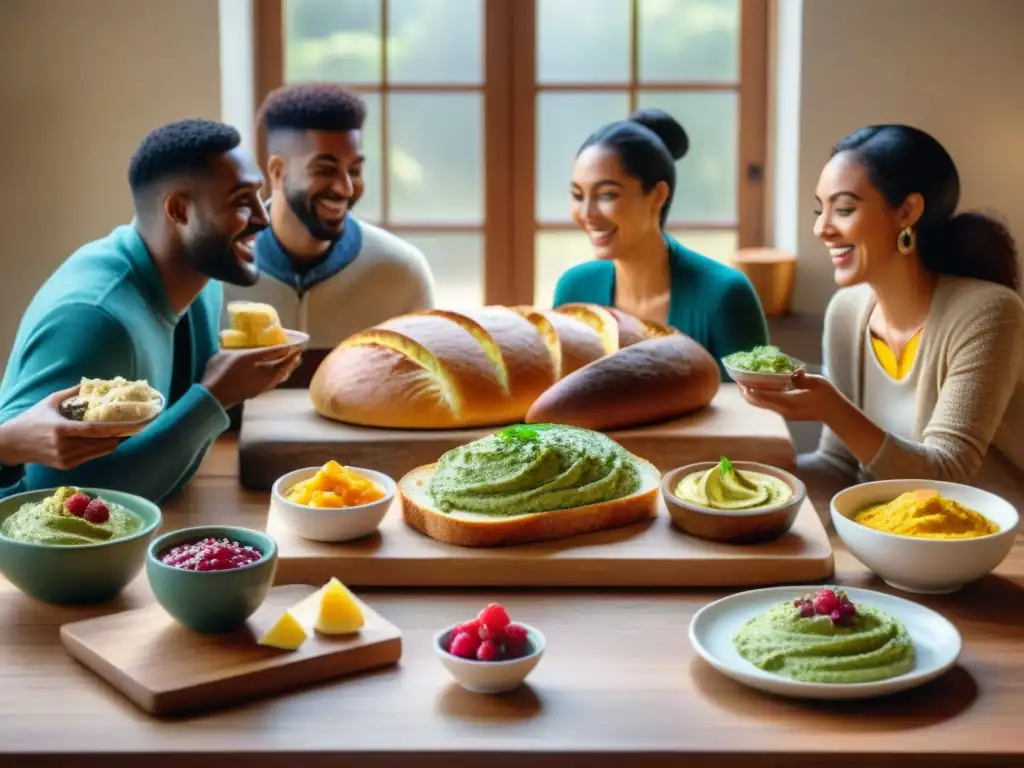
476,639 -> 501,661
478,603 -> 511,635
449,631 -> 480,659
84,498 -> 110,524
64,492 -> 90,518
813,588 -> 839,616
797,600 -> 815,618
502,623 -> 529,657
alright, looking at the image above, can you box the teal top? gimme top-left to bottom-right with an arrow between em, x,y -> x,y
0,224 -> 230,503
552,233 -> 770,379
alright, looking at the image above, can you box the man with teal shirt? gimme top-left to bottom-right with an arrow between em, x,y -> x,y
554,108 -> 769,380
0,119 -> 299,502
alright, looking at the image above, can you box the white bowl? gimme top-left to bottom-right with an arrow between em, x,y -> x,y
725,362 -> 803,391
434,623 -> 545,694
831,479 -> 1019,594
271,465 -> 395,543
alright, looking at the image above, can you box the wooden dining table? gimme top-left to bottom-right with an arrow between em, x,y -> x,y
1,435 -> 1021,767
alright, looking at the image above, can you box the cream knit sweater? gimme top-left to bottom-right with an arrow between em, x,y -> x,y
801,274 -> 1024,497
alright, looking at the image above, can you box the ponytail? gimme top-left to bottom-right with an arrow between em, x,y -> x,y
922,211 -> 1020,291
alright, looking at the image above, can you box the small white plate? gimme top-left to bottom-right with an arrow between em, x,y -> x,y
725,361 -> 803,391
61,392 -> 166,438
689,585 -> 961,700
221,329 -> 309,365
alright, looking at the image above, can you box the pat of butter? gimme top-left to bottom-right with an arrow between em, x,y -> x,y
257,609 -> 308,650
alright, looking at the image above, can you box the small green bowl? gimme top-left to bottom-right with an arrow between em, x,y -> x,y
146,525 -> 278,634
0,487 -> 162,605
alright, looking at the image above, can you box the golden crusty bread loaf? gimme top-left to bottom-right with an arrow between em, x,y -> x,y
398,458 -> 661,547
524,334 -> 721,430
309,303 -> 720,430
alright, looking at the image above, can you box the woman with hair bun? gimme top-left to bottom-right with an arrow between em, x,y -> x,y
552,108 -> 770,379
742,123 -> 1024,506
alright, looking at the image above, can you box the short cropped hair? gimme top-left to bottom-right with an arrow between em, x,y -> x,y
257,83 -> 367,138
128,118 -> 241,204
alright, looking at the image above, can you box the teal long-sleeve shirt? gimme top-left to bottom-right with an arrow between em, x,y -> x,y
0,224 -> 230,503
551,233 -> 770,380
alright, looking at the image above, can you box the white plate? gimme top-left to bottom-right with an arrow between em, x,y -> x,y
689,585 -> 961,700
60,392 -> 166,438
221,329 -> 309,364
724,361 -> 803,391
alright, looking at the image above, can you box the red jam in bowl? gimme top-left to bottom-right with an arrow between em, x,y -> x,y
159,536 -> 263,571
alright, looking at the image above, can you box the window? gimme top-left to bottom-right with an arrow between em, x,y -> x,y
255,0 -> 768,309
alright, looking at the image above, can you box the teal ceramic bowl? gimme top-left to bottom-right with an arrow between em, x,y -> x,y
0,487 -> 162,605
146,525 -> 278,634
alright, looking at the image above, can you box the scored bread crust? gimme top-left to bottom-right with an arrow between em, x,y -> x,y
398,458 -> 662,547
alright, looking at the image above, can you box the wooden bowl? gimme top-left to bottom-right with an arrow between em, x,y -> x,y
660,461 -> 805,544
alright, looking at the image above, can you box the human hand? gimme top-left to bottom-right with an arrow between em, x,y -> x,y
0,386 -> 126,470
737,370 -> 841,422
201,347 -> 302,410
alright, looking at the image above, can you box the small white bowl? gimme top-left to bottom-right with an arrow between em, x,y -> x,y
831,479 -> 1020,594
725,361 -> 803,391
434,623 -> 545,694
271,465 -> 395,543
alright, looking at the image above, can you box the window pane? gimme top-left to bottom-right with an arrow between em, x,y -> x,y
400,232 -> 483,310
637,90 -> 737,224
387,0 -> 482,84
284,0 -> 382,84
352,93 -> 383,224
388,94 -> 483,224
536,92 -> 630,222
537,0 -> 630,83
534,229 -> 738,307
638,0 -> 739,82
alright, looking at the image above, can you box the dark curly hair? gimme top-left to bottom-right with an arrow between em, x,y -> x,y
258,82 -> 367,142
128,118 -> 241,202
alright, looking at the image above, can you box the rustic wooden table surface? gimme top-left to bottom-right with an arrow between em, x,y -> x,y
0,436 -> 1021,767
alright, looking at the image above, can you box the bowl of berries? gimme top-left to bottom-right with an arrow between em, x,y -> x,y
146,525 -> 278,633
0,486 -> 162,605
434,602 -> 545,694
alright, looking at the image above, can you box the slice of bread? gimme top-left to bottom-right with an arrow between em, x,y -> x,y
397,457 -> 662,547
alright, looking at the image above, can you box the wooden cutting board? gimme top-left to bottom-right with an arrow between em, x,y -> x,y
59,585 -> 402,717
265,498 -> 834,588
237,384 -> 796,490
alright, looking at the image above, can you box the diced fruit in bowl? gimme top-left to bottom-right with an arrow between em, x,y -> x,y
434,602 -> 545,693
285,460 -> 386,508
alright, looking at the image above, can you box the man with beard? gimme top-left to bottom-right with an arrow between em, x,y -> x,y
0,118 -> 299,502
222,82 -> 435,386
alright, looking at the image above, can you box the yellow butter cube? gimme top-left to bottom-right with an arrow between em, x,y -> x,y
257,609 -> 308,651
315,577 -> 364,635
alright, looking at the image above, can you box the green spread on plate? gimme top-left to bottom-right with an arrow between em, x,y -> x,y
733,593 -> 915,684
0,486 -> 141,546
723,345 -> 797,373
674,457 -> 793,511
427,423 -> 642,516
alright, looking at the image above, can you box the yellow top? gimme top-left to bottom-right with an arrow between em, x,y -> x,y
870,330 -> 921,380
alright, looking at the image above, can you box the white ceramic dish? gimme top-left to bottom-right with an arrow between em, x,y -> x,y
223,329 -> 309,365
271,465 -> 394,543
831,479 -> 1019,594
724,360 -> 803,391
434,623 -> 545,694
60,392 -> 166,438
689,585 -> 961,700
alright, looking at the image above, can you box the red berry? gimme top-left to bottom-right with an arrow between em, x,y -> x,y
814,588 -> 839,616
502,623 -> 529,657
835,601 -> 856,623
64,492 -> 90,518
797,601 -> 815,618
478,603 -> 511,634
449,631 -> 480,659
452,619 -> 481,638
476,639 -> 501,661
84,498 -> 110,524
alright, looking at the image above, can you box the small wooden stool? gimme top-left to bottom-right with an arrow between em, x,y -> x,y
729,247 -> 797,317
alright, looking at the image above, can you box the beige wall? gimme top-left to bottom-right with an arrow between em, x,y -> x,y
789,0 -> 1024,315
0,0 -> 221,357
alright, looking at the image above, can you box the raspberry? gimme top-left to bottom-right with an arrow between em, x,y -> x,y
84,498 -> 110,524
502,623 -> 529,657
813,588 -> 839,616
476,639 -> 501,661
833,601 -> 857,624
478,603 -> 510,635
64,492 -> 90,518
448,631 -> 480,659
452,618 -> 481,638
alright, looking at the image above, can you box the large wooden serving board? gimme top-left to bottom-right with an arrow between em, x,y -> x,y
237,384 -> 796,490
265,498 -> 834,588
60,585 -> 402,717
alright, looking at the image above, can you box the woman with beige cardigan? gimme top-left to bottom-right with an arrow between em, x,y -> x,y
742,124 -> 1024,516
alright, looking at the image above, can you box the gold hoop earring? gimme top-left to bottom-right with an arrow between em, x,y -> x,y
897,227 -> 915,255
